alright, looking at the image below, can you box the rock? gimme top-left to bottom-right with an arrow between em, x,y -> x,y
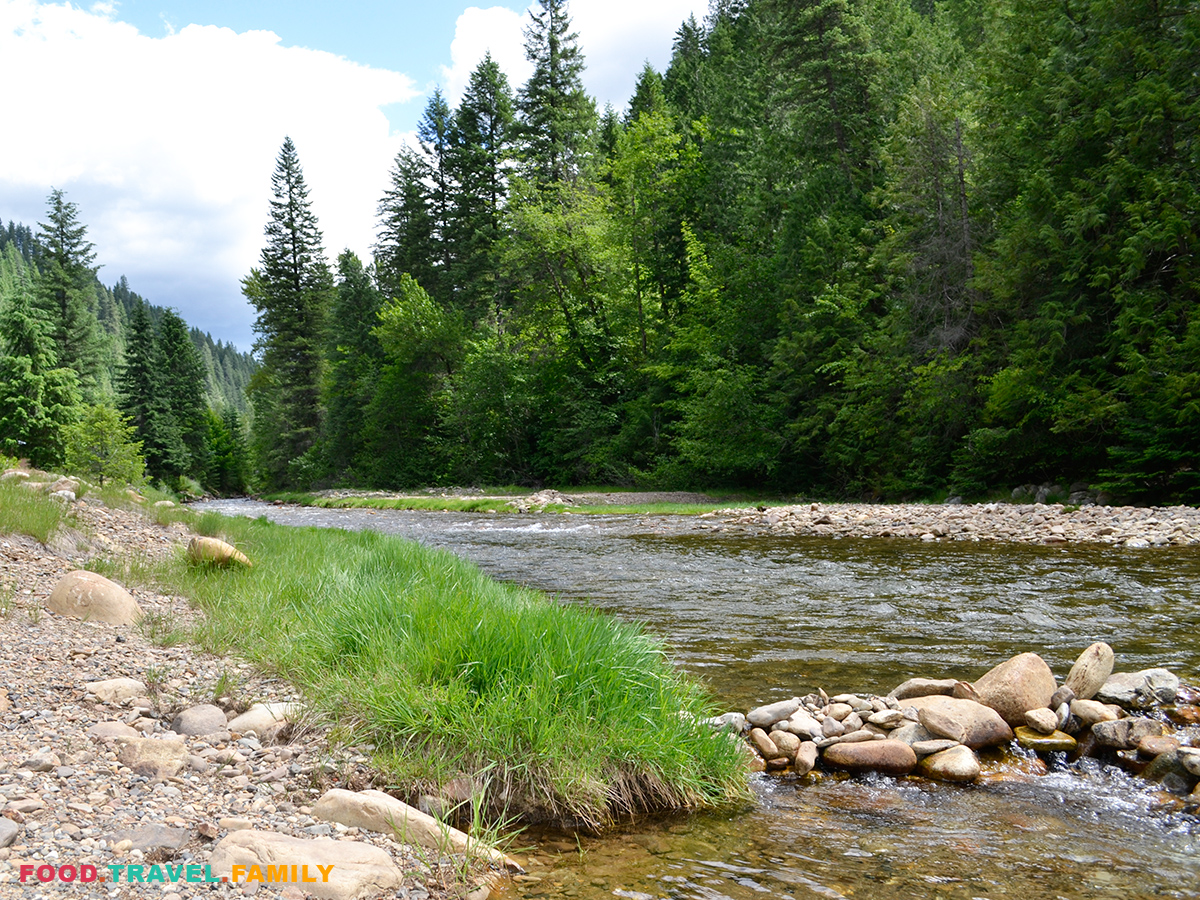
746,698 -> 801,729
889,722 -> 938,746
768,730 -> 802,762
187,536 -> 252,568
1138,735 -> 1180,758
749,728 -> 780,760
704,712 -> 746,732
154,500 -> 175,508
1070,698 -> 1120,727
1141,668 -> 1180,704
916,745 -> 980,783
1024,708 -> 1060,735
866,709 -> 908,729
171,704 -> 229,736
312,789 -> 522,871
888,678 -> 959,701
106,824 -> 189,853
1177,747 -> 1200,777
782,710 -> 823,739
901,696 -> 1013,750
911,739 -> 960,757
1050,685 -> 1076,709
47,570 -> 142,626
1141,753 -> 1196,793
951,681 -> 981,703
1096,671 -> 1177,708
88,721 -> 141,740
1063,643 -> 1114,700
794,741 -> 818,775
823,739 -> 917,775
917,706 -> 966,744
227,702 -> 294,736
972,652 -> 1057,727
821,716 -> 846,738
1014,727 -> 1077,753
19,747 -> 61,772
0,818 -> 20,849
85,677 -> 147,703
826,703 -> 854,721
117,737 -> 187,777
210,830 -> 403,900
1092,717 -> 1164,750
220,817 -> 254,831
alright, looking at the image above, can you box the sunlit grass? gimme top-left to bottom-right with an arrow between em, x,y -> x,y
0,478 -> 67,543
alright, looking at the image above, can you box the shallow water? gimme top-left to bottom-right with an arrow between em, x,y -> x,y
195,501 -> 1200,900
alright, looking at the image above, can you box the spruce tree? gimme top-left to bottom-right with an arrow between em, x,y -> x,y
376,147 -> 438,299
158,309 -> 211,480
244,137 -> 333,489
517,0 -> 596,184
118,300 -> 187,481
34,189 -> 106,399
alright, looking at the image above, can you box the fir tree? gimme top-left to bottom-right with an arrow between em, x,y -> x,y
245,137 -> 334,489
118,301 -> 187,480
376,147 -> 438,300
517,0 -> 597,184
158,308 -> 211,480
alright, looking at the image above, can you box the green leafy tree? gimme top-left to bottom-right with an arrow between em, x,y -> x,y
245,137 -> 334,489
64,403 -> 145,486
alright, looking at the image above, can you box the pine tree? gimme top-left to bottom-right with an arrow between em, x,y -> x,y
34,189 -> 106,399
376,147 -> 438,300
517,0 -> 597,184
118,301 -> 187,480
158,308 -> 211,480
449,53 -> 517,321
245,137 -> 334,489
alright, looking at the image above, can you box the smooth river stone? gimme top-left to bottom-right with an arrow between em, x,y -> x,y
888,678 -> 959,701
747,698 -> 801,729
1063,642 -> 1114,700
749,728 -> 779,760
1070,698 -> 1119,727
1177,747 -> 1200,777
794,742 -> 818,775
911,739 -> 961,757
1137,735 -> 1180,758
768,730 -> 801,762
916,745 -> 980,783
901,696 -> 1013,750
823,739 -> 917,775
1014,727 -> 1077,753
1024,708 -> 1060,735
972,652 -> 1057,727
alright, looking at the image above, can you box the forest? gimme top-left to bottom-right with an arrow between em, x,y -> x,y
4,0 -> 1198,503
0,210 -> 257,494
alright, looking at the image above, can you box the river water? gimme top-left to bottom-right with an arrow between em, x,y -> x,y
194,501 -> 1200,900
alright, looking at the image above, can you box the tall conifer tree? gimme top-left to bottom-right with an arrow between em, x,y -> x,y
244,137 -> 333,489
118,301 -> 187,480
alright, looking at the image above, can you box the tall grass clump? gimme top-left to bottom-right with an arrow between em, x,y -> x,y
164,513 -> 746,829
0,479 -> 66,543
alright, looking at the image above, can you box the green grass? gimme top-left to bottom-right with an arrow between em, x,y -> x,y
271,491 -> 781,517
150,511 -> 746,830
0,478 -> 67,543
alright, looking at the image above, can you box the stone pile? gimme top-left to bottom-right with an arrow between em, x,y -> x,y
721,643 -> 1200,808
715,501 -> 1200,547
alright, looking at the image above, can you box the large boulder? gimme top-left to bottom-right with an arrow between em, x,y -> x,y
822,739 -> 917,775
187,536 -> 252,568
209,830 -> 403,900
900,696 -> 1013,750
1063,643 -> 1114,700
972,652 -> 1057,727
312,789 -> 522,871
47,571 -> 142,626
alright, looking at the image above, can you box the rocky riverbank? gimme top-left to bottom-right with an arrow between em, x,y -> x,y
711,500 -> 1200,547
719,644 -> 1200,811
0,489 -> 513,899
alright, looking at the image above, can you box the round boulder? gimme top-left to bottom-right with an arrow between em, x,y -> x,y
901,695 -> 1013,749
47,571 -> 142,626
171,704 -> 229,737
916,745 -> 980,783
1063,642 -> 1114,700
822,739 -> 917,776
187,536 -> 252,568
972,652 -> 1057,727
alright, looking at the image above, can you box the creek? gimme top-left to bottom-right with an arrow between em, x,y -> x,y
194,500 -> 1200,900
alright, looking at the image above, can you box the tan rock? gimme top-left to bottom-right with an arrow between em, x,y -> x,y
1063,642 -> 1114,700
1024,707 -> 1060,735
312,789 -> 522,872
822,739 -> 917,775
88,721 -> 141,740
187,536 -> 252,568
749,727 -> 779,760
1070,698 -> 1120,727
47,571 -> 142,626
210,830 -> 403,900
228,702 -> 295,737
85,677 -> 148,704
117,737 -> 187,778
768,730 -> 801,762
794,741 -> 818,775
972,652 -> 1057,727
888,677 -> 959,700
916,745 -> 980,783
918,706 -> 966,744
901,696 -> 1013,750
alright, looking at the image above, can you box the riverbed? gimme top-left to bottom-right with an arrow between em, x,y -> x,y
195,500 -> 1200,900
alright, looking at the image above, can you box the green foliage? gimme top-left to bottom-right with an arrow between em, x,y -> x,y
64,403 -> 146,487
0,478 -> 66,544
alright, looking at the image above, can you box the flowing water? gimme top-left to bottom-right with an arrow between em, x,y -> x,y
194,500 -> 1200,899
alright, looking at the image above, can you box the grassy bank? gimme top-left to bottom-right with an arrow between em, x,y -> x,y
0,478 -> 67,543
125,509 -> 746,830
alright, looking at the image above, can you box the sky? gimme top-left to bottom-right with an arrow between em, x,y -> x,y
0,0 -> 709,351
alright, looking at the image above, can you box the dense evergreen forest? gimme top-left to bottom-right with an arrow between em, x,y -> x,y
0,206 -> 257,493
248,0 -> 1200,502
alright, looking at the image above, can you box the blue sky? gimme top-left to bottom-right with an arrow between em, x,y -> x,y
0,0 -> 708,350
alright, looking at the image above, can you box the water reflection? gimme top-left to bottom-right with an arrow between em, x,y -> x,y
195,501 -> 1200,900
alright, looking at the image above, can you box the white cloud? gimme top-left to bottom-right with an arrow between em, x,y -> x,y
440,0 -> 707,113
0,0 -> 419,348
